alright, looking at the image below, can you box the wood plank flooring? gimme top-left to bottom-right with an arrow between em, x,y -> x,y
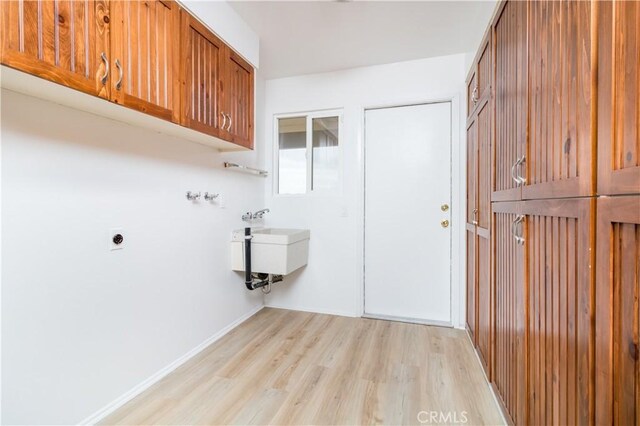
101,308 -> 504,425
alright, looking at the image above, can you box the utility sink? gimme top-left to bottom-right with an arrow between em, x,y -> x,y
231,228 -> 310,275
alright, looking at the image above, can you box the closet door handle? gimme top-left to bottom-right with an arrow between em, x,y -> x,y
512,215 -> 525,245
471,86 -> 478,104
100,52 -> 109,85
516,154 -> 527,185
226,114 -> 232,131
511,157 -> 522,185
115,59 -> 123,90
220,112 -> 227,130
472,208 -> 479,225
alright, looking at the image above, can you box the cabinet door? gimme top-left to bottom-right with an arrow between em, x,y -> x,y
179,11 -> 224,137
525,0 -> 594,199
0,0 -> 110,98
467,120 -> 478,224
476,227 -> 491,375
523,198 -> 593,426
110,0 -> 180,122
597,1 -> 640,195
492,0 -> 527,202
595,196 -> 640,425
221,48 -> 254,149
492,201 -> 525,425
466,225 -> 477,343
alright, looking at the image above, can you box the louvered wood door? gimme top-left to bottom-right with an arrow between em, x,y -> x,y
110,0 -> 180,122
466,225 -> 477,343
0,0 -> 110,98
492,0 -> 527,202
597,1 -> 640,195
523,198 -> 593,426
476,90 -> 492,375
595,195 -> 640,425
221,48 -> 254,149
179,11 -> 224,137
524,0 -> 594,200
492,201 -> 526,425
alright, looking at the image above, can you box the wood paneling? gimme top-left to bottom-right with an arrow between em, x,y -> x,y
0,0 -> 110,98
525,0 -> 594,199
492,201 -> 526,425
595,196 -> 640,425
467,120 -> 478,224
221,48 -> 254,149
492,0 -> 527,202
477,230 -> 491,375
466,69 -> 477,120
597,1 -> 640,195
478,101 -> 491,229
110,0 -> 180,122
523,198 -> 593,426
179,11 -> 224,137
466,226 -> 477,344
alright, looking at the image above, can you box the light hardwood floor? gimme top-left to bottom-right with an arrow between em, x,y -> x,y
102,308 -> 504,425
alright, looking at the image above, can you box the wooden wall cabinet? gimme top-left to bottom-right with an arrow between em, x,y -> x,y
492,0 -> 527,202
525,0 -> 594,200
595,196 -> 640,425
597,0 -> 640,195
110,0 -> 181,123
0,0 -> 111,99
0,0 -> 255,150
466,29 -> 492,376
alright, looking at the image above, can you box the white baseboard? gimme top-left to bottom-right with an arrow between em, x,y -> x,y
78,304 -> 264,425
264,303 -> 357,318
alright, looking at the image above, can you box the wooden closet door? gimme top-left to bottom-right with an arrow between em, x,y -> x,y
222,48 -> 254,149
524,0 -> 594,199
595,196 -> 640,425
492,0 -> 527,202
110,0 -> 180,122
466,225 -> 477,344
597,1 -> 640,195
492,201 -> 526,425
0,0 -> 110,98
179,11 -> 224,137
523,198 -> 593,426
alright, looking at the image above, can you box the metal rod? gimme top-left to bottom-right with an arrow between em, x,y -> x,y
223,162 -> 268,177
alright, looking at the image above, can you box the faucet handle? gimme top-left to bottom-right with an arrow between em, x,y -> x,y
242,212 -> 253,221
204,192 -> 219,201
186,191 -> 201,201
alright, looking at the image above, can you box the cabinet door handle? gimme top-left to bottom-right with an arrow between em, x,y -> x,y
226,114 -> 232,131
100,52 -> 109,85
516,154 -> 527,185
471,86 -> 478,104
115,59 -> 123,91
511,157 -> 522,185
472,208 -> 479,225
512,215 -> 525,245
220,112 -> 227,130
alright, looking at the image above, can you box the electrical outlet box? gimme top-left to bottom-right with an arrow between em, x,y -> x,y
110,228 -> 125,251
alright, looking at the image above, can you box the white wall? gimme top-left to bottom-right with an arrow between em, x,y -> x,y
0,79 -> 266,423
261,54 -> 469,325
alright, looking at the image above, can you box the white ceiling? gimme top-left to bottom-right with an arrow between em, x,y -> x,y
229,0 -> 497,79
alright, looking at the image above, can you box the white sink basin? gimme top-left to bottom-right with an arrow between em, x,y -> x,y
231,228 -> 310,275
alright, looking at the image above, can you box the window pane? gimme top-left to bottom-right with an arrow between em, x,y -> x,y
312,116 -> 340,191
278,117 -> 307,194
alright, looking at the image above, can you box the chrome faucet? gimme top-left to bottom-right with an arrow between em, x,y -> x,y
242,209 -> 270,221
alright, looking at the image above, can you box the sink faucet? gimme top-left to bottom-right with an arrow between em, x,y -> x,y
242,209 -> 270,221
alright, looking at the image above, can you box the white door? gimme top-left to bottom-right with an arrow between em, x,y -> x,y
364,102 -> 452,325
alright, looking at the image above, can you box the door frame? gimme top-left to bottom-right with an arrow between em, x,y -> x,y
358,95 -> 462,327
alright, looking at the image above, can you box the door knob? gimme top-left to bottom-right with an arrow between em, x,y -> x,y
441,220 -> 450,228
441,204 -> 449,212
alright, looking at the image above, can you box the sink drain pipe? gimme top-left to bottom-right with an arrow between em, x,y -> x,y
244,227 -> 283,290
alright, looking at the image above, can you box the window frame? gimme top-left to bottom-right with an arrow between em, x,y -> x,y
273,109 -> 344,197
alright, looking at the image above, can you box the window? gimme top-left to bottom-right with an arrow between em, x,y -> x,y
276,111 -> 342,195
